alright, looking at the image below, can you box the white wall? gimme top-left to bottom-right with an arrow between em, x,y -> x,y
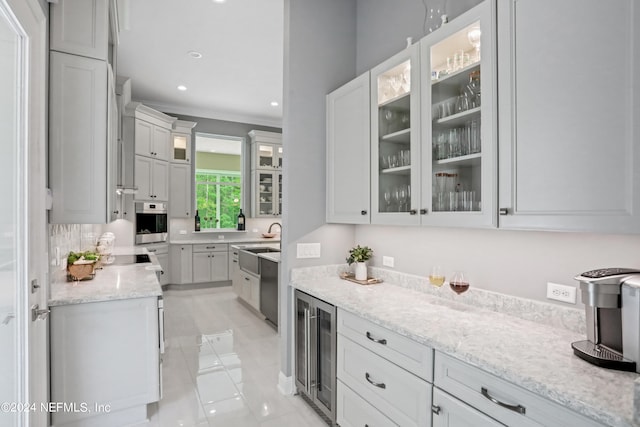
355,226 -> 640,304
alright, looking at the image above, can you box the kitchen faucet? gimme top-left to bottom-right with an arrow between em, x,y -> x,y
268,222 -> 281,234
268,222 -> 282,251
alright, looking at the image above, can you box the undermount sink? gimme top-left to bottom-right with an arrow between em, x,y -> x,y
238,247 -> 280,275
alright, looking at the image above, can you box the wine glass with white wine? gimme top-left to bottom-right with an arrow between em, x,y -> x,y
429,266 -> 445,288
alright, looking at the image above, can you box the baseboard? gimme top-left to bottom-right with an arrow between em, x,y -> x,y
277,371 -> 294,395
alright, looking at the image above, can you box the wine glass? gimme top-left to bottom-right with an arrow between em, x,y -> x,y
467,27 -> 482,63
383,189 -> 392,212
449,271 -> 470,294
429,266 -> 445,288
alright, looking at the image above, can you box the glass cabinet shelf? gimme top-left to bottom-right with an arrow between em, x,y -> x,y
381,165 -> 411,175
435,153 -> 481,167
434,107 -> 481,127
382,128 -> 411,143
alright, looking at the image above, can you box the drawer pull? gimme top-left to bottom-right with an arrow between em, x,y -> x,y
481,387 -> 526,415
365,372 -> 386,389
206,246 -> 216,249
431,405 -> 441,415
365,331 -> 387,345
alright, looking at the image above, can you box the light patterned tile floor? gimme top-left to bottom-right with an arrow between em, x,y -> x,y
146,286 -> 328,427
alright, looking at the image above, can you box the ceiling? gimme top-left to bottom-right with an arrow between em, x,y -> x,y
116,0 -> 284,128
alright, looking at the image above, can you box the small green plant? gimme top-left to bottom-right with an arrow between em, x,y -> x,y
346,245 -> 373,265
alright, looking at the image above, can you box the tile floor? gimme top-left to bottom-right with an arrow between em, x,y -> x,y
146,286 -> 328,427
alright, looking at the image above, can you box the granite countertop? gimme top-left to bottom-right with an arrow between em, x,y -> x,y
49,247 -> 162,307
292,271 -> 640,427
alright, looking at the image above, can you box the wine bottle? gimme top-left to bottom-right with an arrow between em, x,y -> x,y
194,210 -> 201,232
237,209 -> 246,231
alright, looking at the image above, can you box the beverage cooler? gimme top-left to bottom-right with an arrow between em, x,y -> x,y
294,290 -> 336,424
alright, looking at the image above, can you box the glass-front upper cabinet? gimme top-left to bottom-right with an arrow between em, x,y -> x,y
371,44 -> 421,225
420,0 -> 496,228
253,142 -> 283,169
171,120 -> 196,164
252,170 -> 281,217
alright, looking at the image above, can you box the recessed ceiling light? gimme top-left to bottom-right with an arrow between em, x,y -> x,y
270,101 -> 279,107
177,85 -> 187,91
188,50 -> 203,59
212,0 -> 226,3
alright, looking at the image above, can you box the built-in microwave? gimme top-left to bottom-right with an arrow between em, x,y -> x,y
135,202 -> 168,244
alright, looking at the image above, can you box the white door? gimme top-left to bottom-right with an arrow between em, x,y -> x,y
0,0 -> 47,426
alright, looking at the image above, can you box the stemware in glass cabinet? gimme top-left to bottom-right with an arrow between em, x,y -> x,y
377,59 -> 413,215
429,20 -> 485,215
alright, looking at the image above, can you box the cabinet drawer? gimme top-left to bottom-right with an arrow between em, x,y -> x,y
434,352 -> 602,427
338,308 -> 433,381
337,336 -> 431,427
337,380 -> 398,427
193,243 -> 228,253
432,388 -> 505,427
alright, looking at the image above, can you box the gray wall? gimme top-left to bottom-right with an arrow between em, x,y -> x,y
281,0 -> 357,378
356,0 -> 483,73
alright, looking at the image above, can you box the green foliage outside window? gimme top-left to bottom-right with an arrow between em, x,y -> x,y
196,170 -> 241,229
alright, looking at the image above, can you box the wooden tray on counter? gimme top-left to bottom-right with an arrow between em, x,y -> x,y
339,272 -> 383,285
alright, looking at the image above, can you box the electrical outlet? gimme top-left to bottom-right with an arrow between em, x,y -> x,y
383,256 -> 394,268
546,282 -> 577,304
179,230 -> 187,235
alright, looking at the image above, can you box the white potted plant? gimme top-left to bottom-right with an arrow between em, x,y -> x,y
346,245 -> 373,281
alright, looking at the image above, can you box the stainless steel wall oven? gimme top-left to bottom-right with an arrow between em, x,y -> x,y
135,202 -> 167,244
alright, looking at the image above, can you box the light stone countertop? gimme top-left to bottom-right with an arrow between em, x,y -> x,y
49,247 -> 162,307
292,272 -> 640,427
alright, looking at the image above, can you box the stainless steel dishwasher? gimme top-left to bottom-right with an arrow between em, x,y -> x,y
259,257 -> 278,327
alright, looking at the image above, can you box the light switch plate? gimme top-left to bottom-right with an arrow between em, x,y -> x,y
297,243 -> 321,259
382,256 -> 394,267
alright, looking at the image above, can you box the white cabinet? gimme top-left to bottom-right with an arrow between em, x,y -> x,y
433,351 -> 603,427
49,0 -> 111,61
169,244 -> 192,285
337,379 -> 398,427
50,297 -> 160,426
370,44 -> 422,226
250,130 -> 283,169
249,130 -> 283,217
192,243 -> 229,283
326,72 -> 371,224
171,120 -> 196,163
169,163 -> 192,218
432,388 -> 504,427
134,119 -> 171,161
135,155 -> 169,201
252,170 -> 282,217
420,0 -> 497,228
123,102 -> 174,199
229,247 -> 242,296
497,0 -> 640,233
49,51 -> 118,224
238,270 -> 260,311
336,308 -> 433,427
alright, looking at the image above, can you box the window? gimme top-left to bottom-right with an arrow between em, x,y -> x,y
195,133 -> 243,229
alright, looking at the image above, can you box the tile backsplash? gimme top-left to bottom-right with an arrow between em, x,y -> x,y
48,224 -> 103,270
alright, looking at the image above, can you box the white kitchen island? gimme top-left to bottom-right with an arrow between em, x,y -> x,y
48,247 -> 163,427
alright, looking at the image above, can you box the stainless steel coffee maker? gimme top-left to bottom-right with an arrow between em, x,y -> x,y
572,268 -> 640,372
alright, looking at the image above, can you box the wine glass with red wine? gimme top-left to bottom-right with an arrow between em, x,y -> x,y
449,271 -> 470,294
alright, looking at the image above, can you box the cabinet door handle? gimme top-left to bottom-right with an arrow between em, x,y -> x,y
233,260 -> 237,263
361,210 -> 368,215
245,277 -> 250,281
366,331 -> 387,345
206,246 -> 216,249
499,208 -> 509,215
365,372 -> 386,389
148,249 -> 157,253
431,405 -> 441,415
409,209 -> 417,215
420,209 -> 428,215
481,387 -> 526,414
